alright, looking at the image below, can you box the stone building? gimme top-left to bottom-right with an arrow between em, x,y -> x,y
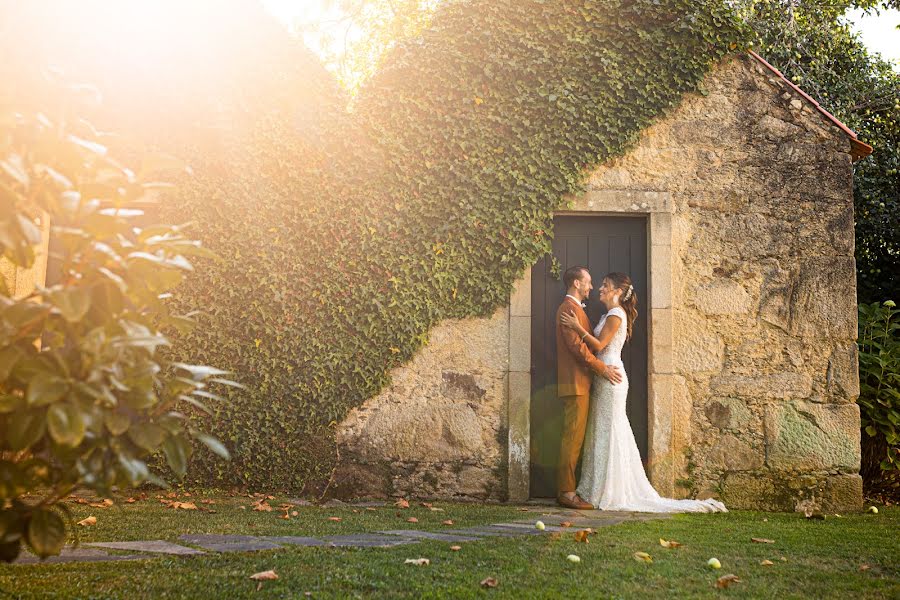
335,52 -> 873,512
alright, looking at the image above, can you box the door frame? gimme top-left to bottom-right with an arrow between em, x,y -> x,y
506,190 -> 676,501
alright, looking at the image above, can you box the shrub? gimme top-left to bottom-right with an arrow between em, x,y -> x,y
0,72 -> 234,562
858,300 -> 900,478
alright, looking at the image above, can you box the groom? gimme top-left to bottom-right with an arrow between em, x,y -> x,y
556,266 -> 622,509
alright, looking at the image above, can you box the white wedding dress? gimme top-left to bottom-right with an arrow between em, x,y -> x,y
576,306 -> 727,513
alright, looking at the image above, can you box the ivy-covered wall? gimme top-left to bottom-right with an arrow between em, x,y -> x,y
155,0 -> 747,492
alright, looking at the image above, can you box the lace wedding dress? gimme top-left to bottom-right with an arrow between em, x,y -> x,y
576,306 -> 727,513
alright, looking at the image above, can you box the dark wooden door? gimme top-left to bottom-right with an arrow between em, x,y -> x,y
529,216 -> 648,498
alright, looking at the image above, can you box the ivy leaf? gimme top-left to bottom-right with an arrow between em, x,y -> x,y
26,376 -> 68,407
7,409 -> 46,451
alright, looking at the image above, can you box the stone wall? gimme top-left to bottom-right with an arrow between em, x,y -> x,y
335,54 -> 862,511
586,55 -> 861,511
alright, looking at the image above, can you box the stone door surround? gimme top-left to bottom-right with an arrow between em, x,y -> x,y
507,190 -> 674,501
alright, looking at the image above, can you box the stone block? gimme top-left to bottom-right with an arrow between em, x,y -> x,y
705,397 -> 753,431
88,540 -> 205,555
649,244 -> 672,310
789,257 -> 857,339
764,401 -> 860,471
441,371 -> 486,401
508,316 -> 530,372
706,434 -> 764,471
711,373 -> 811,399
507,371 -> 530,502
827,344 -> 860,402
722,473 -> 777,511
693,279 -> 751,315
819,474 -> 863,512
674,331 -> 723,374
510,270 -> 531,317
380,530 -> 481,542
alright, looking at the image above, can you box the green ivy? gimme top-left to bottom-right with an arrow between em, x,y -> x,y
148,0 -> 748,492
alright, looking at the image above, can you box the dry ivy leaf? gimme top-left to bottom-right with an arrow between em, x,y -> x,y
404,558 -> 430,566
715,574 -> 741,589
166,492 -> 177,498
421,502 -> 433,508
239,505 -> 247,510
407,517 -> 419,523
429,507 -> 445,512
201,499 -> 215,505
573,530 -> 590,544
633,552 -> 652,563
859,564 -> 871,572
560,521 -> 573,528
125,497 -> 137,504
442,520 -> 454,525
760,560 -> 774,566
366,507 -> 377,512
751,537 -> 775,544
171,502 -> 198,510
183,492 -> 192,497
252,501 -> 273,512
395,499 -> 410,509
659,538 -> 682,549
77,516 -> 97,526
249,570 -> 278,581
266,495 -> 275,500
450,545 -> 462,551
327,516 -> 342,522
480,577 -> 498,588
291,511 -> 298,517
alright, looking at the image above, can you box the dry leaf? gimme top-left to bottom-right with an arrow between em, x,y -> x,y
166,492 -> 177,498
751,538 -> 775,544
450,545 -> 462,551
560,521 -> 573,528
125,498 -> 137,504
183,492 -> 192,497
659,538 -> 682,549
859,564 -> 871,572
574,530 -> 590,544
201,499 -> 216,505
421,502 -> 433,508
428,507 -> 445,512
365,507 -> 377,512
633,551 -> 652,563
395,499 -> 410,509
77,516 -> 97,526
404,558 -> 430,566
442,520 -> 454,525
291,511 -> 298,517
517,508 -> 529,512
239,505 -> 247,510
252,501 -> 273,512
328,516 -> 342,522
266,495 -> 275,500
249,570 -> 278,581
549,532 -> 562,541
407,517 -> 419,523
480,577 -> 498,588
760,560 -> 774,566
715,574 -> 741,589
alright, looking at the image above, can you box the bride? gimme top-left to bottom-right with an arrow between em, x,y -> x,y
560,272 -> 727,513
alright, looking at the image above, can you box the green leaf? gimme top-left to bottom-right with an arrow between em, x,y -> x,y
25,508 -> 66,558
0,346 -> 24,382
104,412 -> 131,436
0,394 -> 23,414
194,432 -> 230,460
48,287 -> 92,323
46,402 -> 86,447
26,376 -> 68,407
7,409 -> 46,451
162,435 -> 191,478
128,422 -> 167,452
116,453 -> 149,486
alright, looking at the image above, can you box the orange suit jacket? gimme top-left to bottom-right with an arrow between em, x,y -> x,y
556,297 -> 606,397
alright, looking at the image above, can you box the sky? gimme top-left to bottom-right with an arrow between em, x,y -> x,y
262,1 -> 900,68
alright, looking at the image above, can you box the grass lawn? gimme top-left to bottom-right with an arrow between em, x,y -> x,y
1,492 -> 897,599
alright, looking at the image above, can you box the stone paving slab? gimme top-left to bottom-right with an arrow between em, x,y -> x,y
323,534 -> 419,548
259,536 -> 328,547
178,534 -> 283,553
14,547 -> 144,565
489,522 -> 575,533
448,526 -> 541,538
379,530 -> 483,543
88,540 -> 205,556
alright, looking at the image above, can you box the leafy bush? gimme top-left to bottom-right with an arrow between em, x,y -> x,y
858,300 -> 900,475
0,72 -> 234,562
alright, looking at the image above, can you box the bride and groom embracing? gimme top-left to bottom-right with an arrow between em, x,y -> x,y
555,266 -> 727,513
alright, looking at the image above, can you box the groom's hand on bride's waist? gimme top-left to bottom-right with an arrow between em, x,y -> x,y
601,365 -> 623,384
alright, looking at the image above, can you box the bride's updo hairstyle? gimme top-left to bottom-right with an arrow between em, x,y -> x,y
605,272 -> 638,340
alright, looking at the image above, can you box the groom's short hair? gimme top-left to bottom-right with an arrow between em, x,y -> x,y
563,266 -> 588,289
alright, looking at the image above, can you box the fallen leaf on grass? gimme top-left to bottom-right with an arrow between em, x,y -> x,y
450,545 -> 462,551
395,499 -> 410,509
88,499 -> 114,508
573,530 -> 590,544
859,564 -> 871,572
517,508 -> 529,512
428,507 -> 445,512
659,538 -> 682,549
252,501 -> 273,512
291,511 -> 298,517
559,521 -> 573,528
442,520 -> 454,526
125,498 -> 137,504
420,502 -> 433,508
633,552 -> 652,563
201,499 -> 216,505
404,558 -> 430,566
715,574 -> 741,589
365,507 -> 377,512
751,538 -> 775,544
77,516 -> 97,526
250,570 -> 278,581
407,517 -> 419,523
327,517 -> 342,522
170,502 -> 198,510
760,560 -> 774,566
480,577 -> 498,588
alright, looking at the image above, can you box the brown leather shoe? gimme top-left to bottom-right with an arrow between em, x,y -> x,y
557,494 -> 593,510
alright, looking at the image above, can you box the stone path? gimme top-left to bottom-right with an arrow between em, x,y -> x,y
11,508 -> 669,565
